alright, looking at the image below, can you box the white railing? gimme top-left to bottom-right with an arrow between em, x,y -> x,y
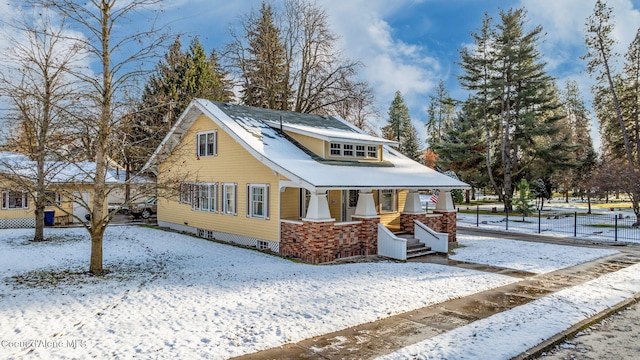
377,223 -> 407,260
414,220 -> 448,253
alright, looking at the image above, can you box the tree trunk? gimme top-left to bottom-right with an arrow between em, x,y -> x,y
33,206 -> 45,241
89,226 -> 106,274
587,193 -> 592,214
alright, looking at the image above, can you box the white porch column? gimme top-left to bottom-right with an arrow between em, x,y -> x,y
303,191 -> 334,221
354,190 -> 378,217
402,190 -> 425,214
434,189 -> 455,212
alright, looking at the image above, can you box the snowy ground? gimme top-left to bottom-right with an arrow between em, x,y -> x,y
451,234 -> 618,274
0,226 -> 622,359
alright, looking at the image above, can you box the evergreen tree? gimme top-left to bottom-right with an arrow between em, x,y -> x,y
512,179 -> 534,220
425,80 -> 456,148
128,36 -> 232,172
386,91 -> 412,143
585,0 -> 640,224
456,8 -> 568,210
458,13 -> 502,198
241,2 -> 289,110
401,123 -> 423,162
432,103 -> 487,193
562,80 -> 597,200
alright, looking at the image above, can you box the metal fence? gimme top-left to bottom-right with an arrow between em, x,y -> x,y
462,206 -> 640,243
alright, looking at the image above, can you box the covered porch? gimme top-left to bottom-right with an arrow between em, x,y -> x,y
279,186 -> 458,263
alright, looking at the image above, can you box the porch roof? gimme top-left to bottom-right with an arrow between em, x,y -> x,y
147,100 -> 469,192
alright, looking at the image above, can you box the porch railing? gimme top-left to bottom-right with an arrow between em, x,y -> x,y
414,220 -> 448,253
377,223 -> 407,260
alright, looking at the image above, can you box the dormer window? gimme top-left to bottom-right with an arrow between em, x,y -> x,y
329,142 -> 378,159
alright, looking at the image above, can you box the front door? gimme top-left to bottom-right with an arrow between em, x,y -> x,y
342,190 -> 358,221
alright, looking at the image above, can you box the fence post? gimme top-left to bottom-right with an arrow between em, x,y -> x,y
538,209 -> 541,234
476,205 -> 479,227
615,215 -> 618,242
574,212 -> 577,237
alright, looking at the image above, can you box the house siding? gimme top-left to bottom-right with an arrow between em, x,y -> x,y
280,187 -> 299,220
286,132 -> 325,157
157,114 -> 281,243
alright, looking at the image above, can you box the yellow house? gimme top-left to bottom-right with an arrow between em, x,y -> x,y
0,153 -> 120,228
146,100 -> 468,263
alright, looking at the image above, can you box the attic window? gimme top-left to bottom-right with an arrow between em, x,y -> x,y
197,131 -> 218,157
329,142 -> 378,159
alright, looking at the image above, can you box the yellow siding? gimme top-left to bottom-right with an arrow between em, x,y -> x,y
378,189 -> 407,230
328,190 -> 342,220
280,187 -> 299,220
158,114 -> 281,242
0,183 -> 97,219
286,132 -> 325,157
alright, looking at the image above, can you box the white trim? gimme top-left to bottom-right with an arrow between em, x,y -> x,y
222,183 -> 237,215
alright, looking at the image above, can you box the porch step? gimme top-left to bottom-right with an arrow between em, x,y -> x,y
405,237 -> 435,258
407,248 -> 437,259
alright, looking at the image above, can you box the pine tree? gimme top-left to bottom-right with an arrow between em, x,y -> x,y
128,36 -> 232,172
425,79 -> 456,148
386,91 -> 411,143
456,8 -> 568,210
401,123 -> 423,162
432,104 -> 487,192
585,0 -> 640,223
242,2 -> 289,110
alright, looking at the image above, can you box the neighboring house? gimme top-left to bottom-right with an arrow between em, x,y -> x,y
0,152 -> 122,228
146,99 -> 468,263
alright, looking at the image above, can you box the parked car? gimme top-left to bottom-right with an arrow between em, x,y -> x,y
130,198 -> 157,219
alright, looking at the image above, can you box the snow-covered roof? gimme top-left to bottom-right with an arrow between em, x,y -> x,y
147,99 -> 469,191
0,152 -> 122,184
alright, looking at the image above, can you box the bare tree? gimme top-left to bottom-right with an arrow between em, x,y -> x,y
0,9 -> 83,241
29,0 -> 170,274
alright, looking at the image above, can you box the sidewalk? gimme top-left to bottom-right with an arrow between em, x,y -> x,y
232,229 -> 640,359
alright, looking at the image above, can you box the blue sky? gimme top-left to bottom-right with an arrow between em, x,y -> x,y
1,0 -> 639,149
160,0 -> 640,150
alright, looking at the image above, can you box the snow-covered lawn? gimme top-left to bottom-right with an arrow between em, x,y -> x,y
451,234 -> 619,274
0,226 -> 622,359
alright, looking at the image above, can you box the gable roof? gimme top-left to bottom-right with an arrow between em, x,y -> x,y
146,99 -> 469,191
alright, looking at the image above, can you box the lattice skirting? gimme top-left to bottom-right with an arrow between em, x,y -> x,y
0,218 -> 36,229
158,220 -> 279,253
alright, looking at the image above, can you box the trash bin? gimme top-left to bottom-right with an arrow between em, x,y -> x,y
44,210 -> 55,226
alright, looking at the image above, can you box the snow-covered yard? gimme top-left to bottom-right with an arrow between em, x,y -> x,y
0,226 -> 621,359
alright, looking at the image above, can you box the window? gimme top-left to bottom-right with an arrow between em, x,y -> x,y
222,183 -> 237,215
180,182 -> 217,212
197,131 -> 218,157
343,144 -> 354,156
329,142 -> 378,159
368,146 -> 378,158
378,189 -> 397,213
2,190 -> 28,209
247,184 -> 269,219
44,191 -> 61,206
330,143 -> 341,156
179,183 -> 192,204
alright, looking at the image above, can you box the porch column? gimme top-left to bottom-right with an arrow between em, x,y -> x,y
353,190 -> 377,217
401,190 -> 427,232
434,190 -> 455,212
303,191 -> 334,222
403,190 -> 425,214
434,189 -> 457,245
352,190 -> 380,256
